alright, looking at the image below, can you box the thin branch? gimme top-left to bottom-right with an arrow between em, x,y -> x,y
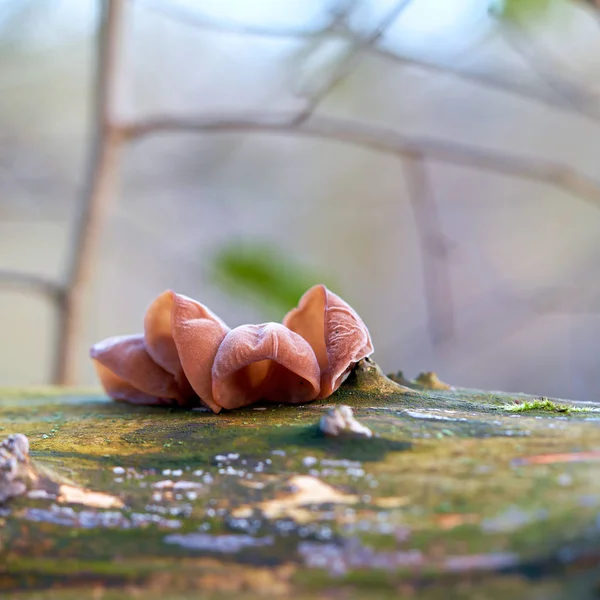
574,0 -> 600,25
0,271 -> 63,299
530,286 -> 600,314
402,156 -> 455,344
372,47 -> 596,120
136,0 -> 600,123
496,17 -> 600,119
121,111 -> 600,210
295,0 -> 413,122
55,0 -> 127,385
378,234 -> 600,368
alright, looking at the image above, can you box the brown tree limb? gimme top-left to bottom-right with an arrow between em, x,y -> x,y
0,271 -> 63,299
54,0 -> 127,385
401,156 -> 455,344
121,112 -> 600,209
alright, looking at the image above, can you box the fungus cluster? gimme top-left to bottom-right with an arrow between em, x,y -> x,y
91,285 -> 373,412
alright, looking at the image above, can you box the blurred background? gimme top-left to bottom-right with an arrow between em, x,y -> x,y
1,0 -> 600,401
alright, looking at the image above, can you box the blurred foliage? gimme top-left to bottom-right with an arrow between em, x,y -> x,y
210,242 -> 336,317
491,0 -> 556,21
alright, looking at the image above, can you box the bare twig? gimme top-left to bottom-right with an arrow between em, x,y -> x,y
0,271 -> 63,299
402,156 -> 454,344
55,0 -> 127,384
121,112 -> 600,209
135,0 -> 600,123
574,0 -> 600,24
372,47 -> 595,119
497,17 -> 600,118
530,286 -> 600,314
386,235 -> 600,373
294,0 -> 413,122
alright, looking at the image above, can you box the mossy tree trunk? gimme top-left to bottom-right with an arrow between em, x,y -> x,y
1,364 -> 600,599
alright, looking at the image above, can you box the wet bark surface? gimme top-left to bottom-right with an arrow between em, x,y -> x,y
1,362 -> 600,599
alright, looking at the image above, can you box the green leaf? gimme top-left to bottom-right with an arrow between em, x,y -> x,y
210,241 -> 336,318
491,0 -> 555,22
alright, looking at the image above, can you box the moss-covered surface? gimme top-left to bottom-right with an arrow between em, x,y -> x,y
501,397 -> 572,413
1,364 -> 600,599
502,397 -> 600,414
